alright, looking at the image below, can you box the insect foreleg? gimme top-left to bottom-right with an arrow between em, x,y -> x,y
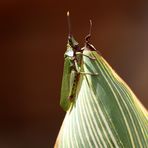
73,59 -> 98,75
73,59 -> 80,72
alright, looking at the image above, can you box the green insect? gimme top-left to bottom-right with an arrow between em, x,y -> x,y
57,12 -> 148,148
60,12 -> 98,111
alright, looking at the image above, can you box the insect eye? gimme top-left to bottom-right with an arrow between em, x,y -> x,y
68,39 -> 73,46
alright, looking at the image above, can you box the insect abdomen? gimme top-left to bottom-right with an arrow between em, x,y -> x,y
68,70 -> 80,101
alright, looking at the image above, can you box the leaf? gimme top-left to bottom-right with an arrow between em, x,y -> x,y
55,47 -> 148,147
55,13 -> 148,147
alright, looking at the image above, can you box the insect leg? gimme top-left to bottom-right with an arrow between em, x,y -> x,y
76,52 -> 96,60
73,59 -> 98,75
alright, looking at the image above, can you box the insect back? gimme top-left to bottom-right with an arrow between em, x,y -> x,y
60,34 -> 83,111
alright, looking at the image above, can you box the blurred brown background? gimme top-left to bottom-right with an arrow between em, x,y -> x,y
0,0 -> 148,147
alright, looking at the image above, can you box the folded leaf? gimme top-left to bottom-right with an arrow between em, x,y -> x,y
55,49 -> 148,148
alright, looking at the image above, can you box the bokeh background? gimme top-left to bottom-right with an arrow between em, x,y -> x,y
0,0 -> 148,147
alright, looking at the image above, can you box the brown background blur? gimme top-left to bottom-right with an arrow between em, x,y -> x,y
0,0 -> 148,147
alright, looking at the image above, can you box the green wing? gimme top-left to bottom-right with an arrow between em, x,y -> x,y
60,57 -> 72,111
60,35 -> 80,111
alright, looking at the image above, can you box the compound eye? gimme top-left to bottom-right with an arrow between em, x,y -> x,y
68,39 -> 73,47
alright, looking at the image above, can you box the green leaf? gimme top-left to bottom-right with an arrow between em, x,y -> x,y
55,13 -> 148,146
55,48 -> 148,147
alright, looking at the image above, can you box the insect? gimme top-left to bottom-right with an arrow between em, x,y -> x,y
56,13 -> 148,148
60,12 -> 98,111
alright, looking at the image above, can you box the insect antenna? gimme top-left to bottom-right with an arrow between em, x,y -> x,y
67,11 -> 80,51
89,19 -> 92,37
85,19 -> 92,43
84,20 -> 97,51
67,11 -> 72,38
